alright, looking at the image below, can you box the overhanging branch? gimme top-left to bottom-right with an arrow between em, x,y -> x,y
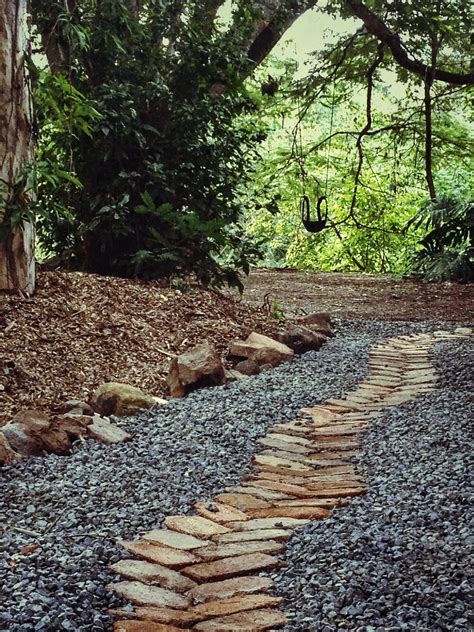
346,0 -> 474,85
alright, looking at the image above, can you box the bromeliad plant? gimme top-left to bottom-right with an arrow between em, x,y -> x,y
406,197 -> 474,281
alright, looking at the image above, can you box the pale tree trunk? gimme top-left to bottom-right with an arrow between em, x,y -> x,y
0,0 -> 35,295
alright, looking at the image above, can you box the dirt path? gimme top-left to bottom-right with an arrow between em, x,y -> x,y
239,269 -> 473,322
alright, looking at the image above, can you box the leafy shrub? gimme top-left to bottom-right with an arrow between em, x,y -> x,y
32,1 -> 267,290
406,197 -> 473,281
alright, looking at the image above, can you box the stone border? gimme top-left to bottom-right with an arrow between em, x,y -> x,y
106,327 -> 471,631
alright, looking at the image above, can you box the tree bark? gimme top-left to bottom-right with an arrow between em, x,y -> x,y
0,0 -> 35,294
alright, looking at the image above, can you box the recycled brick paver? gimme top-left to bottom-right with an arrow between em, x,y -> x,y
106,328 -> 472,630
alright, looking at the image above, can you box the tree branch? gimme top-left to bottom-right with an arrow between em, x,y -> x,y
346,0 -> 474,85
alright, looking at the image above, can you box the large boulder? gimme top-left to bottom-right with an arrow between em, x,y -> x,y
0,432 -> 22,465
278,326 -> 327,354
39,426 -> 72,456
296,312 -> 333,337
90,382 -> 157,416
53,414 -> 93,441
230,332 -> 294,367
0,423 -> 46,457
167,341 -> 225,398
12,409 -> 49,431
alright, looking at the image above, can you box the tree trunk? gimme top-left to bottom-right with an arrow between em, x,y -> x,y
0,0 -> 35,294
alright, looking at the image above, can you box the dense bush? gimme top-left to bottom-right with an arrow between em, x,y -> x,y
32,1 -> 267,289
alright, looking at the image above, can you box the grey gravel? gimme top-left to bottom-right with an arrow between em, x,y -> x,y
0,319 -> 471,631
272,333 -> 473,631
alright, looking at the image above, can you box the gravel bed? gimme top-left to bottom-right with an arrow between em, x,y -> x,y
0,319 -> 468,631
272,334 -> 474,632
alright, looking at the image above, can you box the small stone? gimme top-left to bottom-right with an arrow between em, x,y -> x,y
87,416 -> 132,444
233,359 -> 260,376
167,341 -> 225,398
91,382 -> 156,416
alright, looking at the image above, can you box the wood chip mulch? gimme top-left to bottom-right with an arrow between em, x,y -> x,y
0,271 -> 281,425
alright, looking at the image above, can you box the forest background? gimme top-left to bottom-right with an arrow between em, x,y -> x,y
1,0 -> 473,293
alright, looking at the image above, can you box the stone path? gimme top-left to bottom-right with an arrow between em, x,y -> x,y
106,328 -> 471,631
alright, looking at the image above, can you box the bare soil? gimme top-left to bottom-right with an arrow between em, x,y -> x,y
238,269 -> 473,322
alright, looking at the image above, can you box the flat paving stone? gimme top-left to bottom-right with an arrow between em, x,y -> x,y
107,581 -> 189,609
164,515 -> 230,538
192,593 -> 282,618
299,405 -> 340,421
111,608 -> 196,627
254,454 -> 314,472
230,485 -> 293,500
302,485 -> 366,497
141,530 -> 211,550
258,448 -> 315,464
214,493 -> 270,510
256,464 -> 347,478
266,432 -> 313,446
213,528 -> 292,544
226,517 -> 310,531
257,436 -> 310,454
247,505 -> 331,520
114,621 -> 186,632
255,471 -> 361,485
181,552 -> 282,582
272,498 -> 348,508
272,422 -> 315,436
188,576 -> 274,603
194,502 -> 249,523
122,541 -> 200,569
242,479 -> 318,498
192,608 -> 286,630
194,539 -> 284,561
110,560 -> 197,592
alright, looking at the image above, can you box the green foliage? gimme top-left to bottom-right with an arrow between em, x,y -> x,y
406,197 -> 474,281
0,165 -> 37,240
27,0 -> 473,286
31,0 -> 268,289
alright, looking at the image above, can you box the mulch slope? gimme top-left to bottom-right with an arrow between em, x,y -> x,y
0,272 -> 280,424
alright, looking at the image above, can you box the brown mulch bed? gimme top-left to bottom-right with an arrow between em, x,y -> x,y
0,271 -> 280,425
